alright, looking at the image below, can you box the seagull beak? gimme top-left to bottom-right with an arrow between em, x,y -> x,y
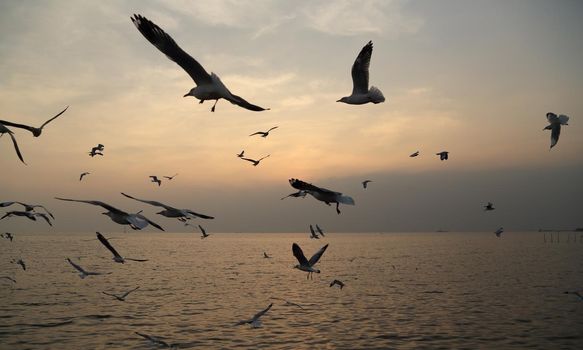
183,92 -> 190,98
336,99 -> 341,102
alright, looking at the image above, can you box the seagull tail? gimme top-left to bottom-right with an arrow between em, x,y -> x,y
368,86 -> 385,104
338,195 -> 355,206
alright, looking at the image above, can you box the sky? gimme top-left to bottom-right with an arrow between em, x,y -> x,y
1,0 -> 582,233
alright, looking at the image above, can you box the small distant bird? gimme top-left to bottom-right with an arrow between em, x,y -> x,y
236,150 -> 245,158
103,286 -> 140,301
362,180 -> 372,189
0,276 -> 16,283
564,291 -> 583,301
249,126 -> 278,138
0,211 -> 53,226
1,232 -> 14,241
0,201 -> 54,219
289,178 -> 355,214
337,41 -> 385,105
263,252 -> 271,259
292,243 -> 329,279
0,106 -> 68,137
436,151 -> 449,161
315,224 -> 325,237
89,144 -> 105,157
309,225 -> 319,239
484,202 -> 495,211
96,232 -> 148,263
240,154 -> 270,166
330,279 -> 345,290
199,225 -> 210,239
131,14 -> 269,113
234,303 -> 273,328
12,259 -> 26,271
410,151 -> 420,157
121,193 -> 214,221
150,176 -> 162,186
80,172 -> 90,181
280,190 -> 307,200
135,332 -> 176,348
0,123 -> 26,164
494,227 -> 504,237
544,112 -> 570,149
271,297 -> 304,309
163,173 -> 178,180
66,258 -> 106,279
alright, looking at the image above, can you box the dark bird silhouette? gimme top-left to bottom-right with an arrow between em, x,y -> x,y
362,180 -> 372,189
309,225 -> 319,239
103,286 -> 140,301
249,126 -> 278,138
236,150 -> 245,158
410,151 -> 420,157
121,192 -> 214,221
89,144 -> 104,157
315,224 -> 325,237
163,173 -> 178,180
1,232 -> 14,242
0,201 -> 54,219
0,106 -> 68,137
0,211 -> 52,226
199,225 -> 210,239
436,151 -> 449,161
330,279 -> 345,290
292,243 -> 329,279
131,14 -> 269,113
484,202 -> 495,211
12,259 -> 26,271
150,176 -> 162,186
263,252 -> 271,258
80,172 -> 90,181
289,178 -> 354,214
96,232 -> 148,263
337,41 -> 385,105
544,112 -> 569,149
240,154 -> 270,166
0,123 -> 26,164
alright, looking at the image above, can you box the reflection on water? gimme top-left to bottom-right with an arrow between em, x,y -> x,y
1,232 -> 582,349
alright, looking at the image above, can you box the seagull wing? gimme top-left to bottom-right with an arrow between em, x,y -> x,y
292,243 -> 309,266
35,213 -> 53,226
310,225 -> 316,235
351,41 -> 372,94
132,213 -> 165,231
249,131 -> 264,136
289,179 -> 323,192
0,201 -> 17,208
308,244 -> 329,267
546,112 -> 558,123
184,210 -> 214,219
66,258 -> 87,274
267,126 -> 279,132
121,286 -> 140,298
257,154 -> 270,162
240,157 -> 257,164
550,123 -> 561,148
198,225 -> 206,235
131,14 -> 212,86
316,225 -> 324,236
39,106 -> 69,130
251,303 -> 273,322
54,198 -> 126,215
7,131 -> 26,164
120,192 -> 174,211
34,205 -> 55,219
558,114 -> 569,125
96,232 -> 123,260
224,93 -> 270,112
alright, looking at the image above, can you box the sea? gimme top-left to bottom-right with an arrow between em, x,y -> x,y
1,232 -> 582,349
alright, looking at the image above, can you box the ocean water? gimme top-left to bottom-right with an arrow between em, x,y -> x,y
0,232 -> 582,349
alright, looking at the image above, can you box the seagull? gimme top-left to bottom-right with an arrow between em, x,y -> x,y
0,123 -> 26,164
0,211 -> 53,226
271,297 -> 304,309
234,303 -> 273,328
494,227 -> 504,237
484,202 -> 495,211
564,291 -> 583,301
337,41 -> 385,105
236,150 -> 245,158
66,258 -> 106,279
12,259 -> 26,271
263,252 -> 271,259
80,172 -> 90,181
135,332 -> 176,348
289,178 -> 355,214
292,243 -> 329,279
121,192 -> 214,221
249,126 -> 278,138
1,232 -> 14,241
436,151 -> 449,161
0,201 -> 54,219
103,286 -> 140,301
362,180 -> 372,189
309,225 -> 319,239
163,173 -> 178,180
0,276 -> 16,283
89,144 -> 104,157
330,279 -> 345,290
0,106 -> 68,137
240,154 -> 270,166
88,149 -> 103,157
96,232 -> 148,263
315,224 -> 325,237
280,190 -> 307,200
55,197 -> 165,231
199,225 -> 210,239
544,112 -> 570,149
131,14 -> 269,113
410,151 -> 420,157
150,176 -> 162,186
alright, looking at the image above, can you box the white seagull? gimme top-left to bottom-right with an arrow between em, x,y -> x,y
289,178 -> 355,214
494,227 -> 504,237
249,126 -> 278,138
55,197 -> 165,231
309,225 -> 319,239
337,41 -> 385,105
292,243 -> 329,279
0,106 -> 68,137
66,258 -> 106,279
234,303 -> 273,328
121,192 -> 214,221
103,286 -> 140,301
544,112 -> 570,149
362,180 -> 372,189
96,232 -> 148,263
131,14 -> 269,113
0,123 -> 26,164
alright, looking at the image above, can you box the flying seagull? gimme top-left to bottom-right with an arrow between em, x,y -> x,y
292,243 -> 329,279
150,176 -> 162,186
89,144 -> 104,157
236,150 -> 245,158
240,154 -> 270,166
80,172 -> 90,181
0,123 -> 26,164
121,192 -> 214,221
66,258 -> 106,279
362,180 -> 372,189
315,224 -> 325,237
249,126 -> 278,138
96,232 -> 148,263
55,197 -> 165,231
103,286 -> 140,301
0,201 -> 54,218
484,202 -> 495,211
436,151 -> 449,161
337,41 -> 385,105
1,232 -> 14,242
289,178 -> 355,214
544,112 -> 569,149
410,151 -> 420,157
309,225 -> 319,239
330,279 -> 345,290
0,211 -> 52,226
0,106 -> 68,137
135,332 -> 176,348
263,252 -> 271,259
0,276 -> 16,283
12,259 -> 26,271
131,14 -> 269,113
199,225 -> 210,239
234,303 -> 273,328
494,227 -> 504,237
163,173 -> 178,180
280,190 -> 307,200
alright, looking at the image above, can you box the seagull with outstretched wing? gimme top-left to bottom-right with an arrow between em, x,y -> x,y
234,303 -> 273,328
0,123 -> 26,164
544,112 -> 570,149
103,286 -> 140,301
0,106 -> 68,137
66,258 -> 106,279
121,192 -> 214,221
337,41 -> 385,105
289,178 -> 354,214
292,243 -> 329,279
249,126 -> 278,138
240,154 -> 270,166
96,232 -> 148,263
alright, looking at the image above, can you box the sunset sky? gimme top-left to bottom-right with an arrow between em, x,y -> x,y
1,0 -> 582,233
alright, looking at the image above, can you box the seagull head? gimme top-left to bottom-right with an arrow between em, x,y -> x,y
336,97 -> 348,103
183,88 -> 196,98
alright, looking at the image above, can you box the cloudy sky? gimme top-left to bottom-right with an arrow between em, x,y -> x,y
1,0 -> 582,233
